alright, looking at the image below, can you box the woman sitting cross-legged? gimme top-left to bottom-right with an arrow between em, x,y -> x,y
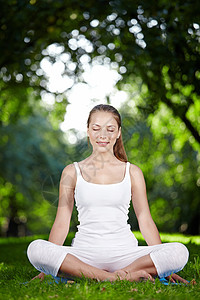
27,104 -> 189,283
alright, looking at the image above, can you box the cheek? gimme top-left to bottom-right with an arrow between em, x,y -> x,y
90,131 -> 98,140
111,132 -> 118,139
108,134 -> 118,142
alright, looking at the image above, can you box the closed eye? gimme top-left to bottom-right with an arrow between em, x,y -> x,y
93,128 -> 114,132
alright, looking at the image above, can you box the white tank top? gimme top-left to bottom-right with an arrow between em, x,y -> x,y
72,161 -> 138,248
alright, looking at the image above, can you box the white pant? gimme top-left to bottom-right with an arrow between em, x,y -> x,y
27,239 -> 189,278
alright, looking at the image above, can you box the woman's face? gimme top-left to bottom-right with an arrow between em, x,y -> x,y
87,111 -> 121,153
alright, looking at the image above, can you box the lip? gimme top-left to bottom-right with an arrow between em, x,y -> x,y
96,142 -> 109,147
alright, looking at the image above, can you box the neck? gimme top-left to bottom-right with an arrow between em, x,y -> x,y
88,150 -> 118,166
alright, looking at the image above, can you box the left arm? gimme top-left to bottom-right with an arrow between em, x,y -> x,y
130,164 -> 161,246
130,164 -> 189,283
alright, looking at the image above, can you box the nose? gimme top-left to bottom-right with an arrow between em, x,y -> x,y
99,128 -> 107,139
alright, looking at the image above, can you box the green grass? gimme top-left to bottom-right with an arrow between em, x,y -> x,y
0,232 -> 199,300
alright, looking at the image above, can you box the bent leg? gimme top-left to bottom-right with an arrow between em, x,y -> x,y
115,242 -> 189,280
58,253 -> 117,282
115,254 -> 157,281
27,239 -> 116,282
121,254 -> 157,276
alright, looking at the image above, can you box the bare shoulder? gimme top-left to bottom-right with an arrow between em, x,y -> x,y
129,163 -> 144,178
62,163 -> 76,174
129,163 -> 146,192
130,163 -> 143,175
61,163 -> 76,189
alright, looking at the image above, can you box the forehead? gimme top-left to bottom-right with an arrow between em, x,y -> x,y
90,111 -> 118,126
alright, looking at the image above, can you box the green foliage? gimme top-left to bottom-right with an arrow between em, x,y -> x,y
0,1 -> 199,236
115,106 -> 199,234
0,0 -> 199,143
0,95 -> 199,236
0,112 -> 78,236
0,234 -> 199,300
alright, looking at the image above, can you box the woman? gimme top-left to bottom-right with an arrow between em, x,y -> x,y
27,104 -> 189,283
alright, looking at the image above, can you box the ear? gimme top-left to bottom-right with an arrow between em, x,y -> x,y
117,127 -> 121,139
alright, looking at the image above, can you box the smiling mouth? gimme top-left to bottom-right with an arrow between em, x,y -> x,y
96,142 -> 109,146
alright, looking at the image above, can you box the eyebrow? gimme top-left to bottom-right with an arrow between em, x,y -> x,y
92,124 -> 116,128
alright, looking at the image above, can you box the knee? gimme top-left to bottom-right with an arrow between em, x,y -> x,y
27,239 -> 45,266
172,242 -> 189,269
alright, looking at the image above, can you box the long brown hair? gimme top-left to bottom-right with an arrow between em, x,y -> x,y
87,104 -> 128,162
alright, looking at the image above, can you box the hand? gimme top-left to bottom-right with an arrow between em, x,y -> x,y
166,273 -> 189,284
31,272 -> 46,281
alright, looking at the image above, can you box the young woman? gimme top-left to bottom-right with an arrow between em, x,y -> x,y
27,104 -> 189,283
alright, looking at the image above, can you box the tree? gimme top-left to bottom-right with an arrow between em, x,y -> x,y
0,0 -> 199,236
0,111 -> 78,236
120,108 -> 200,234
0,0 -> 199,145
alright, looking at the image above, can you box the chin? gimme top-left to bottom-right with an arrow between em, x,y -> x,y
95,147 -> 108,151
95,146 -> 112,153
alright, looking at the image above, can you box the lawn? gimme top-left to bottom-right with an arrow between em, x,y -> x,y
0,232 -> 199,300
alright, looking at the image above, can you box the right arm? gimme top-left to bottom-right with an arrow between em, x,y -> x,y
32,164 -> 76,281
48,164 -> 76,245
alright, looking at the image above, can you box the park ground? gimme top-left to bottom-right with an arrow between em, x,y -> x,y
0,232 -> 199,300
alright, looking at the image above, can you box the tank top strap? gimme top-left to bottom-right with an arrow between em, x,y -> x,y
125,161 -> 130,179
74,161 -> 81,177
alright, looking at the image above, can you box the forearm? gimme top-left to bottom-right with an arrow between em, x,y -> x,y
48,221 -> 69,246
139,218 -> 162,246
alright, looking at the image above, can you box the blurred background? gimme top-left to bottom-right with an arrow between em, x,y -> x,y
0,0 -> 199,238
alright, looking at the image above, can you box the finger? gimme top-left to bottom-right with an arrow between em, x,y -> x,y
31,275 -> 40,281
141,272 -> 154,282
178,278 -> 189,284
170,276 -> 176,283
167,275 -> 176,283
148,274 -> 155,282
172,274 -> 189,284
